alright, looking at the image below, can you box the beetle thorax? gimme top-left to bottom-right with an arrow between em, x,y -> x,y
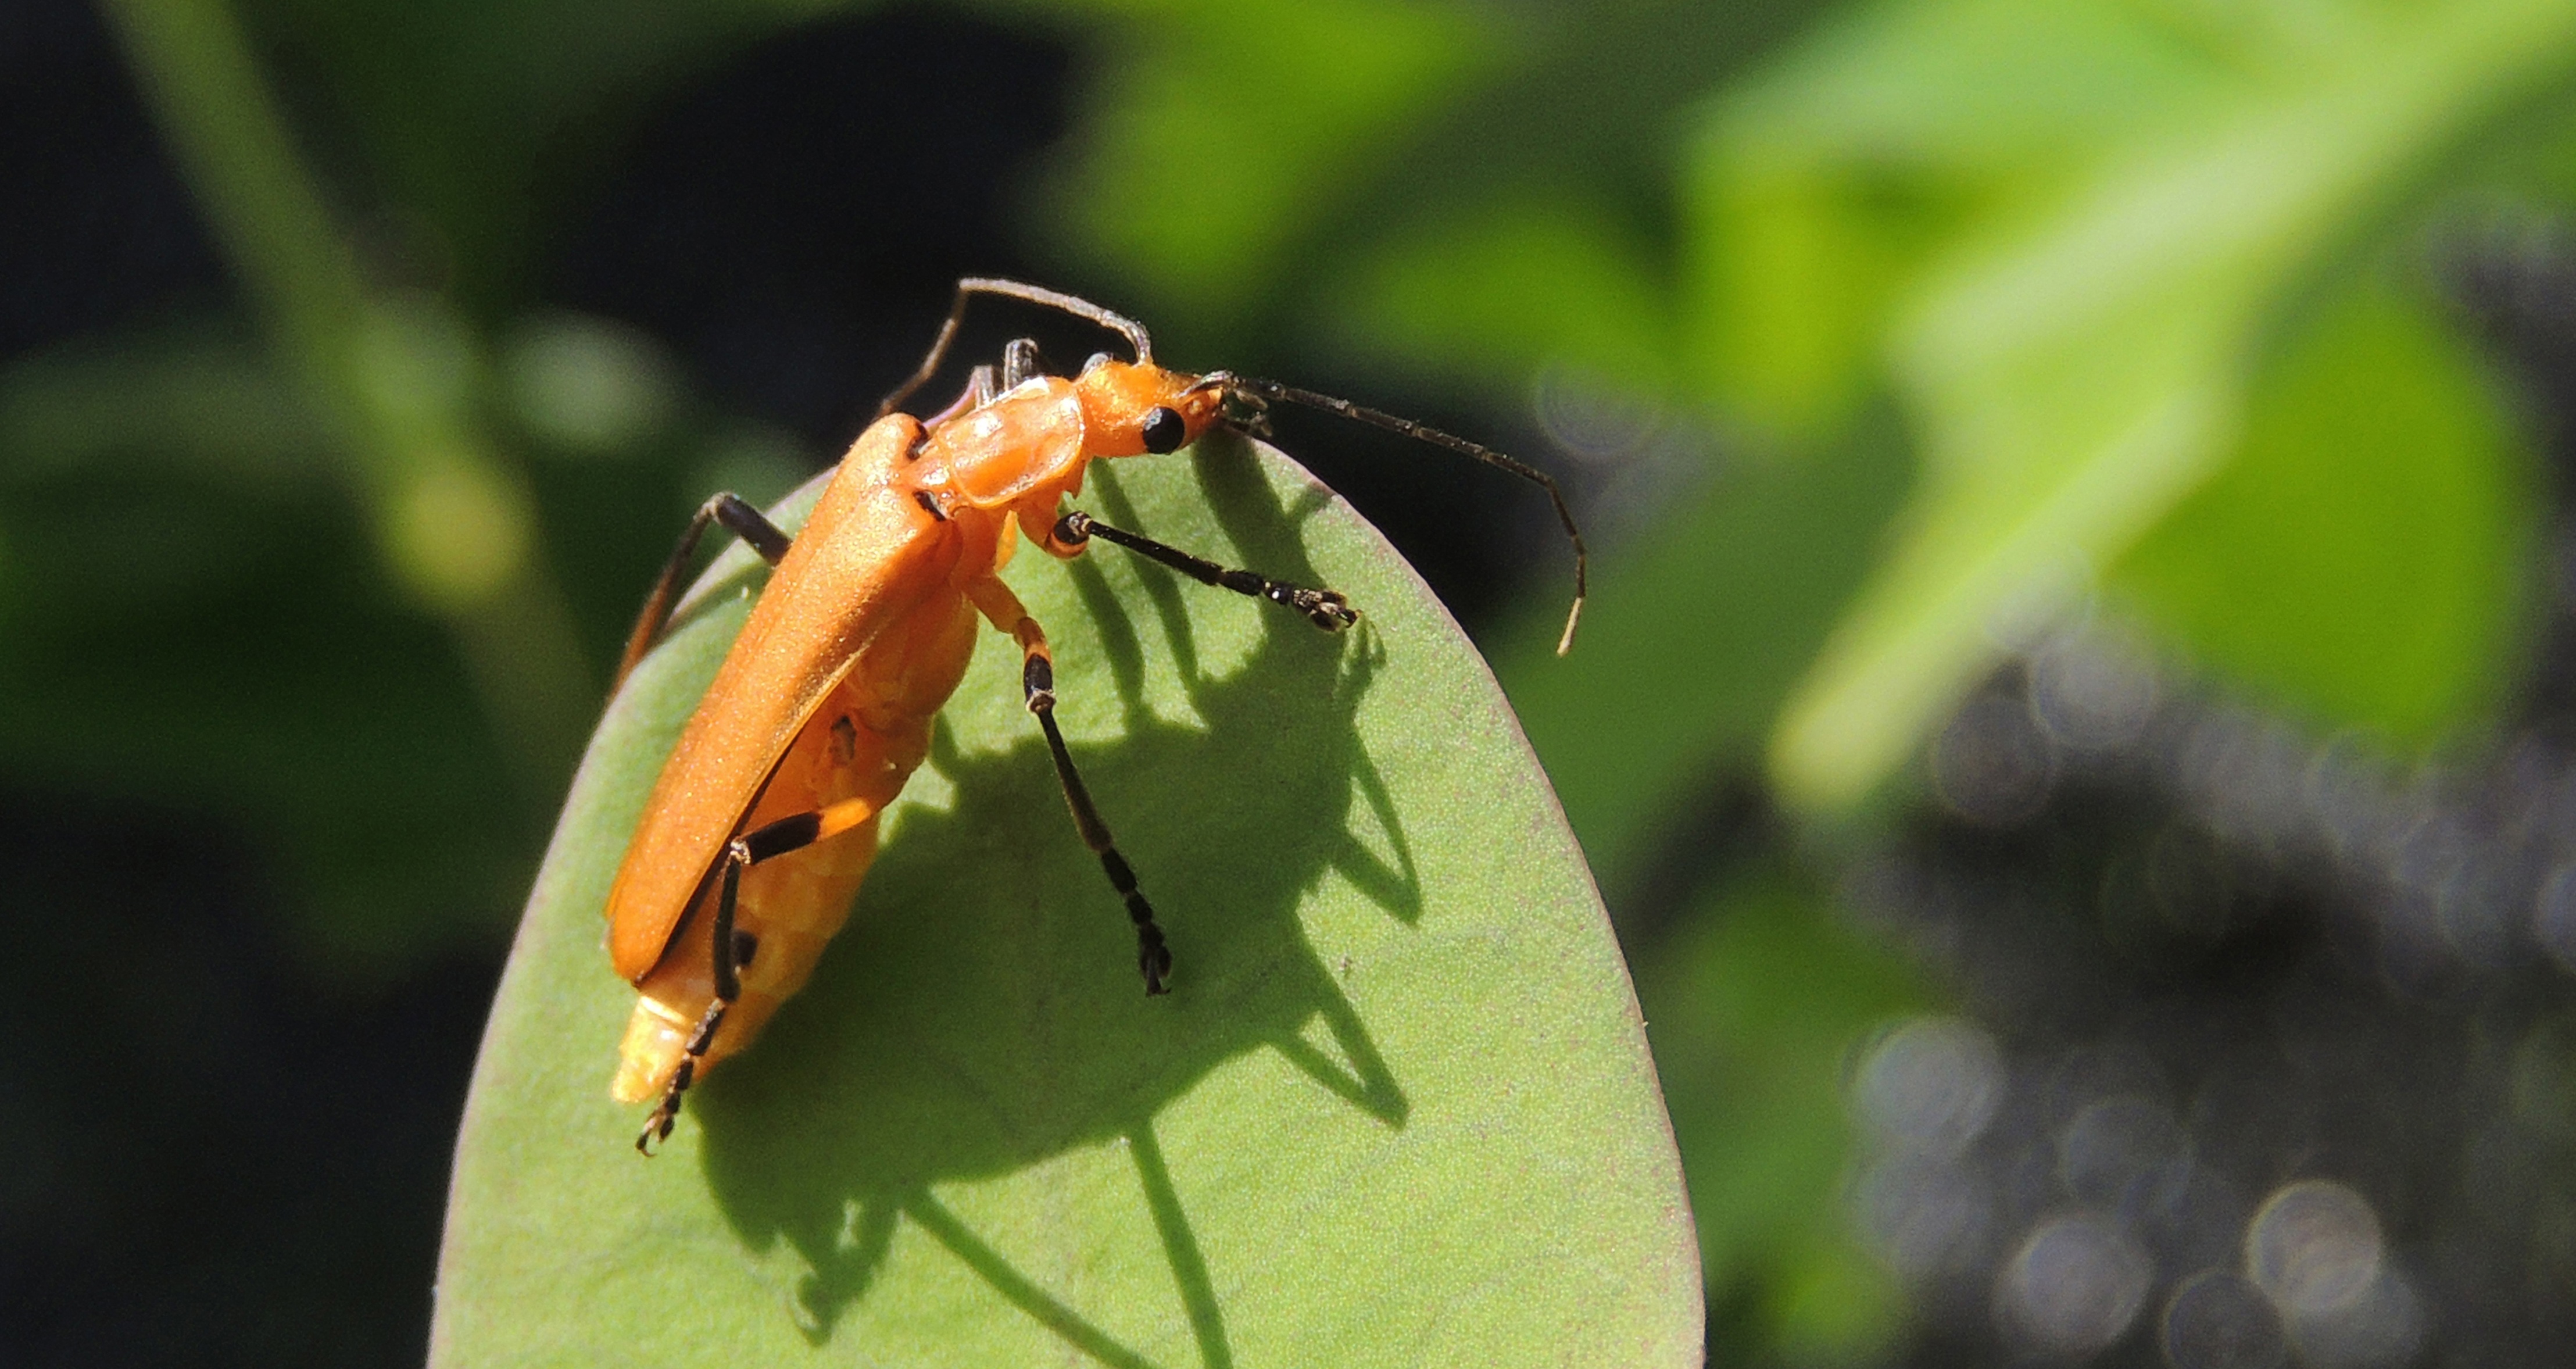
913,375 -> 1091,509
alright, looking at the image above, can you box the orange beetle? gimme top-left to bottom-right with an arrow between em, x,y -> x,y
603,280 -> 1585,1152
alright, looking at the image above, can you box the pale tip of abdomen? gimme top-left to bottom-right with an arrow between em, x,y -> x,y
610,994 -> 693,1104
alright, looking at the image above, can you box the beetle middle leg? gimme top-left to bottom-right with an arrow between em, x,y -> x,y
635,795 -> 876,1153
964,575 -> 1173,996
1052,509 -> 1357,633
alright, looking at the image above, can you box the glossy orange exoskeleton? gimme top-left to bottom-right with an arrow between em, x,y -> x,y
603,280 -> 1585,1151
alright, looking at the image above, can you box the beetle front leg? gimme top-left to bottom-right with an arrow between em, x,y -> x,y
1051,510 -> 1357,633
965,576 -> 1173,995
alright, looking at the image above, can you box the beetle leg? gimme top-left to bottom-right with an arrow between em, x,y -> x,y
635,796 -> 876,1153
964,576 -> 1173,995
1052,509 -> 1358,633
1000,337 -> 1042,389
612,493 -> 795,691
917,366 -> 1000,431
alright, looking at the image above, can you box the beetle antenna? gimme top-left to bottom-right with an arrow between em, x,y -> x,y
1229,376 -> 1587,655
878,279 -> 1157,422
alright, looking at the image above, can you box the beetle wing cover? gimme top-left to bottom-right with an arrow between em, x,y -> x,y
604,419 -> 957,981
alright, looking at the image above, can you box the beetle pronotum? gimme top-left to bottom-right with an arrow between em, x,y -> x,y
604,279 -> 1585,1152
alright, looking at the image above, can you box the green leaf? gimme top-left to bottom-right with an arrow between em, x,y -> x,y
432,435 -> 1698,1366
1752,0 -> 2576,810
1683,0 -> 2223,438
2114,269 -> 2534,742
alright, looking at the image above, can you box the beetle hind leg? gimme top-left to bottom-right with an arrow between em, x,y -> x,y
632,796 -> 875,1154
614,493 -> 795,692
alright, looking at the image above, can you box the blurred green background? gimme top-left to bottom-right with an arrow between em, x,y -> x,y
15,0 -> 2576,1363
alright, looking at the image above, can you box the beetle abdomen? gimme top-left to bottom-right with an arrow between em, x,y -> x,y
610,588 -> 979,1105
610,690 -> 884,1103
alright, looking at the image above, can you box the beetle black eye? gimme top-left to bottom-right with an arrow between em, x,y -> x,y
1140,406 -> 1187,454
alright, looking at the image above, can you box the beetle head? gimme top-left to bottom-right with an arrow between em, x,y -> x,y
1074,357 -> 1226,459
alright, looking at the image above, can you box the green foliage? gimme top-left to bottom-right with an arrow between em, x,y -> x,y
0,322 -> 537,974
1744,0 -> 2574,808
1497,425 -> 1913,880
1027,0 -> 2570,815
435,439 -> 1699,1364
1324,188 -> 1677,393
1035,0 -> 1504,322
2117,269 -> 2532,740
